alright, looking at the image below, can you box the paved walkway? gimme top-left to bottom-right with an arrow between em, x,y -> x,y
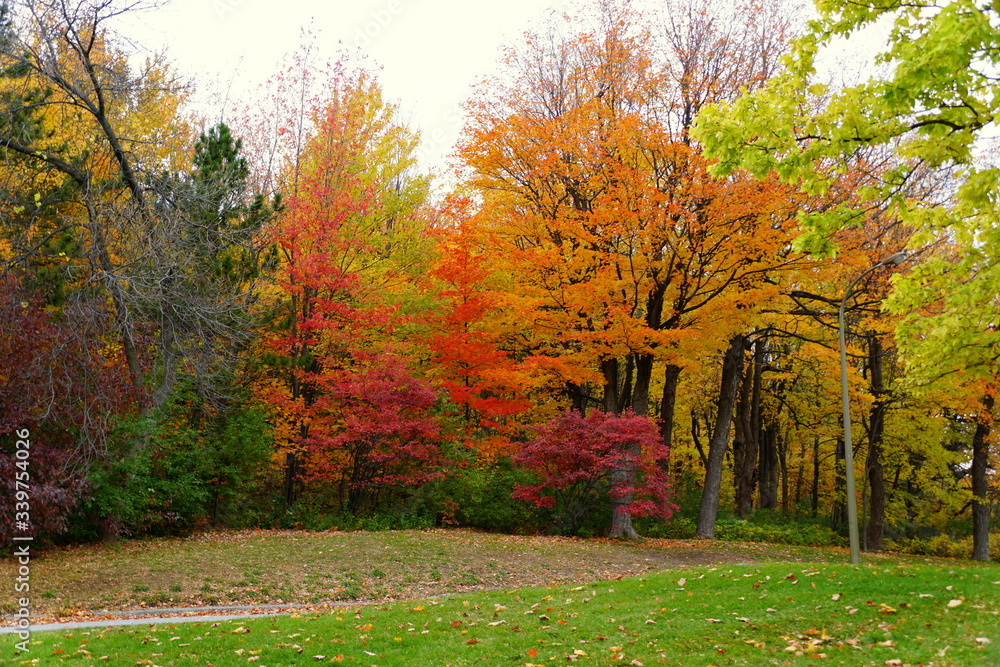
0,602 -> 370,634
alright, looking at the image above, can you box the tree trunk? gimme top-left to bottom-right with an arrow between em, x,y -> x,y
794,438 -> 808,509
811,436 -> 821,518
695,334 -> 746,538
830,439 -> 847,533
864,333 -> 887,552
733,346 -> 757,518
778,432 -> 789,513
972,393 -> 994,561
631,353 -> 655,416
283,451 -> 298,506
608,449 -> 641,538
603,353 -> 654,539
759,424 -> 779,509
602,358 -> 620,414
659,364 -> 682,467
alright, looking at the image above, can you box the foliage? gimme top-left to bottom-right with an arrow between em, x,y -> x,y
714,511 -> 847,547
0,441 -> 87,545
690,0 -> 1000,384
67,393 -> 273,539
434,456 -> 549,534
513,410 -> 675,535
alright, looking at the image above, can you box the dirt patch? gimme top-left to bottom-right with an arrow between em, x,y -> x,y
1,528 -> 840,626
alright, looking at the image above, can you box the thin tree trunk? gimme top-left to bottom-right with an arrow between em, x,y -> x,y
794,438 -> 808,509
759,424 -> 779,509
972,393 -> 994,561
602,358 -> 620,414
696,334 -> 746,538
733,348 -> 757,518
830,439 -> 847,533
811,436 -> 821,518
659,364 -> 682,467
778,431 -> 789,513
865,333 -> 887,552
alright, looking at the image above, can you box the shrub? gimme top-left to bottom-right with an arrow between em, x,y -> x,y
436,458 -> 548,534
512,410 -> 675,535
0,440 -> 87,545
713,511 -> 845,547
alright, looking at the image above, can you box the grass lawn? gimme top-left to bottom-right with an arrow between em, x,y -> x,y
2,531 -> 999,665
0,529 -> 833,619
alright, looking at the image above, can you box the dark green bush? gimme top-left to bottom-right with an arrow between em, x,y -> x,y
714,510 -> 845,547
436,457 -> 548,534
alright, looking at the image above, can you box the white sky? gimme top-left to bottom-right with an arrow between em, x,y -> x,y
114,0 -> 891,180
119,0 -> 576,174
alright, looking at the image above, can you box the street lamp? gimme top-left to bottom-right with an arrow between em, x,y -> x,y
838,251 -> 906,565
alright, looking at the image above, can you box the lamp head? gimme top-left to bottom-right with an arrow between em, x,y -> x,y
880,251 -> 907,267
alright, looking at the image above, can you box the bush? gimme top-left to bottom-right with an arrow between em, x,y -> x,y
65,394 -> 273,540
713,511 -> 845,547
634,515 -> 697,539
0,439 -> 87,545
436,458 -> 548,534
885,532 -> 1000,559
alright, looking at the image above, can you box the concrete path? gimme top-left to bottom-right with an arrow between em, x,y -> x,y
0,602 -> 370,634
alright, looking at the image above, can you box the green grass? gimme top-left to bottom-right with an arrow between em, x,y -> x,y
4,560 -> 998,666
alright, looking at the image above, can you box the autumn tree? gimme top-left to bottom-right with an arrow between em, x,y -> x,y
513,410 -> 674,535
253,63 -> 438,513
458,0 -> 803,538
421,202 -> 535,457
0,0 -> 275,429
693,0 -> 1000,558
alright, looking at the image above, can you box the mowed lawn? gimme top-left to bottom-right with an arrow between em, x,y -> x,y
2,530 -> 999,665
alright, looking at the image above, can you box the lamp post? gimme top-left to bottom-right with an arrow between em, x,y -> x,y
838,251 -> 906,565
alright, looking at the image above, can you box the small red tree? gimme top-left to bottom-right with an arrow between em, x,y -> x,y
513,410 -> 675,535
304,351 -> 441,514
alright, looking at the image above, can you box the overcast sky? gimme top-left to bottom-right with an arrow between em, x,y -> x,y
117,0 -> 578,173
115,0 -> 890,179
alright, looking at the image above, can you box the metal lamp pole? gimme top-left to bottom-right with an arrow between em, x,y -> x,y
838,251 -> 906,565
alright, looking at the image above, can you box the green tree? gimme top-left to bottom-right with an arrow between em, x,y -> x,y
691,0 -> 1000,559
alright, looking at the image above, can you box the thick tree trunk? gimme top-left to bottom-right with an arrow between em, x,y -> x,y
631,353 -> 655,416
567,382 -> 588,414
759,424 -> 779,509
608,449 -> 641,539
972,394 -> 994,561
865,334 -> 887,552
695,334 -> 746,538
604,353 -> 649,539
